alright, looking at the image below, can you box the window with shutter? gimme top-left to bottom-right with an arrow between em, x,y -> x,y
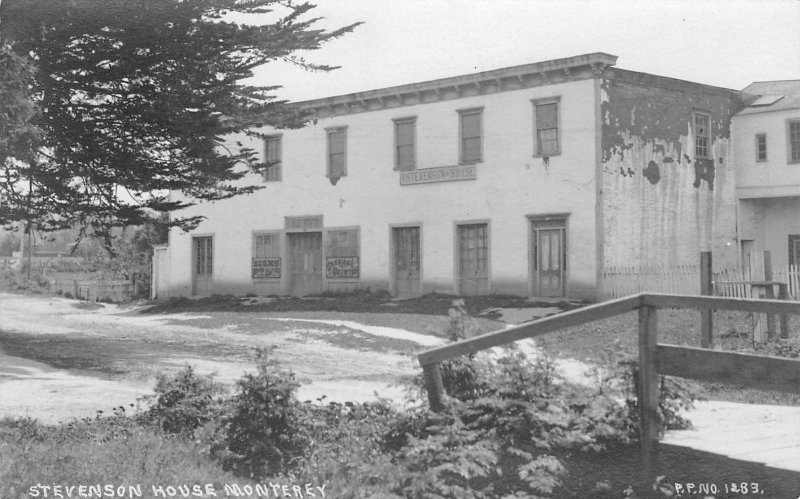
263,135 -> 282,181
459,109 -> 482,164
532,98 -> 560,156
252,232 -> 281,279
394,118 -> 416,171
789,121 -> 800,164
326,228 -> 360,279
327,127 -> 347,177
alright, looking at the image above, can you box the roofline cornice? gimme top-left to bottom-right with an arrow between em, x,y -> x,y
292,52 -> 618,119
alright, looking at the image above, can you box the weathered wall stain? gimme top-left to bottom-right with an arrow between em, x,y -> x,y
643,160 -> 660,185
693,157 -> 715,190
601,69 -> 743,269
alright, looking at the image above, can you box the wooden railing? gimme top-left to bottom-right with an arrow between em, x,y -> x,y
417,293 -> 800,477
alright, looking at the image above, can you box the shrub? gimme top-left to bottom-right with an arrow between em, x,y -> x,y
144,365 -> 226,435
220,348 -> 304,479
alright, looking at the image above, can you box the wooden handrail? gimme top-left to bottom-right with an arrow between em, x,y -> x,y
417,294 -> 642,366
641,293 -> 800,315
417,292 -> 800,479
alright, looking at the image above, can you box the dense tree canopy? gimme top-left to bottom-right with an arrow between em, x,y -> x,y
0,0 -> 358,246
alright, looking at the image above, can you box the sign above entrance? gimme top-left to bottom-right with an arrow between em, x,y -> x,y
400,165 -> 477,185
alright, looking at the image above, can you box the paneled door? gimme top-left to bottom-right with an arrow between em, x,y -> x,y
289,232 -> 323,296
457,223 -> 489,296
192,236 -> 213,296
531,219 -> 566,297
393,226 -> 421,298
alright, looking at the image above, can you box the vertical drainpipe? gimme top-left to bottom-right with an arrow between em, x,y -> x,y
732,116 -> 742,272
594,72 -> 605,302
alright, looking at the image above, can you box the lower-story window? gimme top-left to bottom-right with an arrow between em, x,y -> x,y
790,235 -> 800,267
326,228 -> 360,279
252,232 -> 281,279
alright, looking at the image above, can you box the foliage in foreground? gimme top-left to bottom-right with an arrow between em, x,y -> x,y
1,334 -> 698,498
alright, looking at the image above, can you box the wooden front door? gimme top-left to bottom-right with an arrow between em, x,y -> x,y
457,223 -> 489,296
289,232 -> 323,296
393,226 -> 421,298
531,220 -> 566,297
192,236 -> 213,296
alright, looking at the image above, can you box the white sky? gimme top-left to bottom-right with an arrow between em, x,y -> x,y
247,0 -> 800,102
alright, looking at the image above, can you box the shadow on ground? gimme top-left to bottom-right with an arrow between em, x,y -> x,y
141,290 -> 585,319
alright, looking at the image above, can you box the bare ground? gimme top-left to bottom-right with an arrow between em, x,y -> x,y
0,292 -> 465,423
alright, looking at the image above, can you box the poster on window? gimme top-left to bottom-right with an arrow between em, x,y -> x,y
326,256 -> 359,278
252,257 -> 281,278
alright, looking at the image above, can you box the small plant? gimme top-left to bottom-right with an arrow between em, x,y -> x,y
144,365 -> 226,435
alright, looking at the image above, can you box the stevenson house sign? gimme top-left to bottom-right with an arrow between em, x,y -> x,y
399,164 -> 477,185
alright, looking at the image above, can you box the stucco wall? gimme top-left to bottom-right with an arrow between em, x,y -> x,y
165,77 -> 600,299
738,197 -> 800,267
600,69 -> 742,270
733,109 -> 800,198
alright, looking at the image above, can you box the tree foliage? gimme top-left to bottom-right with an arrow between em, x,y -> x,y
0,0 -> 358,246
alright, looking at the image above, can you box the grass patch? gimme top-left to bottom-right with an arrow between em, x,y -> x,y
0,417 -> 257,497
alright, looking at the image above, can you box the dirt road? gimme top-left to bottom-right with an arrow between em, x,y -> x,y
0,293 -> 449,423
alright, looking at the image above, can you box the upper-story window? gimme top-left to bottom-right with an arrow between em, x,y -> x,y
694,112 -> 711,159
394,117 -> 416,171
458,108 -> 483,164
789,120 -> 800,164
532,97 -> 560,156
327,127 -> 347,177
756,133 -> 767,162
263,135 -> 282,181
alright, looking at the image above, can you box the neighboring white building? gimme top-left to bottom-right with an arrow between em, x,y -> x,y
155,53 -> 743,301
733,80 -> 800,269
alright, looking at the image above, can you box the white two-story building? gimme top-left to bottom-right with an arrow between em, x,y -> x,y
153,53 -> 743,301
733,80 -> 800,269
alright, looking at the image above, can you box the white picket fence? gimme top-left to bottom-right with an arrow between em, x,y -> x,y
715,265 -> 800,300
600,264 -> 800,301
599,265 -> 700,299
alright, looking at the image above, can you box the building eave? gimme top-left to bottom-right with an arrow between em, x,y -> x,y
289,52 -> 617,119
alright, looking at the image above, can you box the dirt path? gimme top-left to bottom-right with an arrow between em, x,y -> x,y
0,293 -> 447,423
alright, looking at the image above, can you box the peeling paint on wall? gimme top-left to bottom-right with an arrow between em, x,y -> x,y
601,70 -> 743,269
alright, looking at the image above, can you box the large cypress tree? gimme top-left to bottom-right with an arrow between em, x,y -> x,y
0,0 -> 358,247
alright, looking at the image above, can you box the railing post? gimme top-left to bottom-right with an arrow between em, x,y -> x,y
422,362 -> 445,412
764,252 -> 777,340
700,252 -> 714,348
779,283 -> 790,339
638,303 -> 659,480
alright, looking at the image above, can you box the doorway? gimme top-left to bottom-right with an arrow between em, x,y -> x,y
457,223 -> 489,296
531,217 -> 566,297
192,236 -> 213,296
288,232 -> 323,296
393,226 -> 421,298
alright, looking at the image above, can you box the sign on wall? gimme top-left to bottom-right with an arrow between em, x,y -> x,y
400,164 -> 477,185
252,257 -> 281,278
326,256 -> 360,278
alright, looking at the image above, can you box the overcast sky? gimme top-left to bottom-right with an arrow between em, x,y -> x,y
247,0 -> 800,103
